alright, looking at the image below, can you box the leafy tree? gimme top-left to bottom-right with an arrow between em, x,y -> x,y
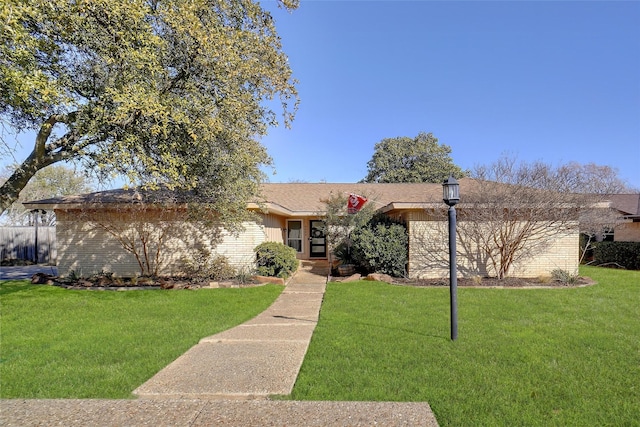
0,0 -> 299,223
362,132 -> 466,183
320,192 -> 375,265
0,164 -> 94,225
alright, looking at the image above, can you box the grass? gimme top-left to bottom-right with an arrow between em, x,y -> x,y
0,281 -> 282,398
2,267 -> 638,425
291,266 -> 640,426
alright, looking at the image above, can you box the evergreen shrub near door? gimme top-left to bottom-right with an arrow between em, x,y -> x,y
351,214 -> 408,277
254,242 -> 299,278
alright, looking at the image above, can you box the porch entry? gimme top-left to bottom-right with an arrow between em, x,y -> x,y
309,220 -> 326,258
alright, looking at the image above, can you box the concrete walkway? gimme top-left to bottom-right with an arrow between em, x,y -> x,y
0,261 -> 439,426
133,262 -> 327,400
1,399 -> 437,426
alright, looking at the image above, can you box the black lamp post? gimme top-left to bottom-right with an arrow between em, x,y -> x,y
443,175 -> 460,341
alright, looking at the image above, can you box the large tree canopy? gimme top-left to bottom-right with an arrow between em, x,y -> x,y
362,132 -> 466,183
0,0 -> 299,220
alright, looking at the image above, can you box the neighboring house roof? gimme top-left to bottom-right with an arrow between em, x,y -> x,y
24,180 -> 481,215
606,194 -> 640,219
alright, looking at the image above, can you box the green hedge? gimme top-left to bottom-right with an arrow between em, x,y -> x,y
254,242 -> 299,279
351,215 -> 408,277
593,242 -> 640,270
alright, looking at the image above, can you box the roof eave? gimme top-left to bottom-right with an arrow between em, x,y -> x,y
247,202 -> 324,217
22,202 -> 76,210
22,201 -> 189,211
379,202 -> 446,213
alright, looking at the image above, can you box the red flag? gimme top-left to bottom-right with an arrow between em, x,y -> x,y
347,193 -> 367,214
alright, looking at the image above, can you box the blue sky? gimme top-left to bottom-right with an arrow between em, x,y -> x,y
2,1 -> 639,190
260,0 -> 640,188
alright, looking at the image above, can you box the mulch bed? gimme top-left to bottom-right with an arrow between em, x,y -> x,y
330,272 -> 594,288
393,276 -> 595,288
30,272 -> 595,290
30,273 -> 263,290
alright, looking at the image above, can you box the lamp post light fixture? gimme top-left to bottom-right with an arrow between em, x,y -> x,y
442,175 -> 460,341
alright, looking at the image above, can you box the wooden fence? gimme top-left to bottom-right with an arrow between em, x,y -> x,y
0,226 -> 56,264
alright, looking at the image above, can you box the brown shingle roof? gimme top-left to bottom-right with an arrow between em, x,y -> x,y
23,179 -> 479,213
22,187 -> 194,208
255,182 -> 451,213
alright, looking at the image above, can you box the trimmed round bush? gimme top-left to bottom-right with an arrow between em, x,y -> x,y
254,242 -> 299,279
351,219 -> 408,277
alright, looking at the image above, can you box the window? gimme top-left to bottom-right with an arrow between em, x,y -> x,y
602,228 -> 614,242
287,220 -> 303,253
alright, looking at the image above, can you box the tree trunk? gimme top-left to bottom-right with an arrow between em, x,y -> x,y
1,114 -> 75,215
0,151 -> 57,214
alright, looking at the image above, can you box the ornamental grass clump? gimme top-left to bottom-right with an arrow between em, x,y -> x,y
551,268 -> 580,284
181,249 -> 236,281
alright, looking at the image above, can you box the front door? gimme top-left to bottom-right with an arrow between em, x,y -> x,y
309,220 -> 326,258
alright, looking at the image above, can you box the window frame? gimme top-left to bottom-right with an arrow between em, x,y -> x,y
286,219 -> 304,253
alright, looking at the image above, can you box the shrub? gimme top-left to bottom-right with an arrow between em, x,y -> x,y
68,269 -> 84,281
351,215 -> 408,277
593,242 -> 640,270
551,268 -> 580,284
181,249 -> 237,280
235,265 -> 254,284
333,242 -> 354,265
254,242 -> 299,279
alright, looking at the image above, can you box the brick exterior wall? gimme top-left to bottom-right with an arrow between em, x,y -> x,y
54,204 -> 579,279
215,222 -> 267,271
55,210 -> 267,277
56,210 -> 142,277
408,217 -> 579,279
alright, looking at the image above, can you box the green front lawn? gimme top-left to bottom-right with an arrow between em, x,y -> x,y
2,266 -> 638,426
291,266 -> 640,426
0,282 -> 282,398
